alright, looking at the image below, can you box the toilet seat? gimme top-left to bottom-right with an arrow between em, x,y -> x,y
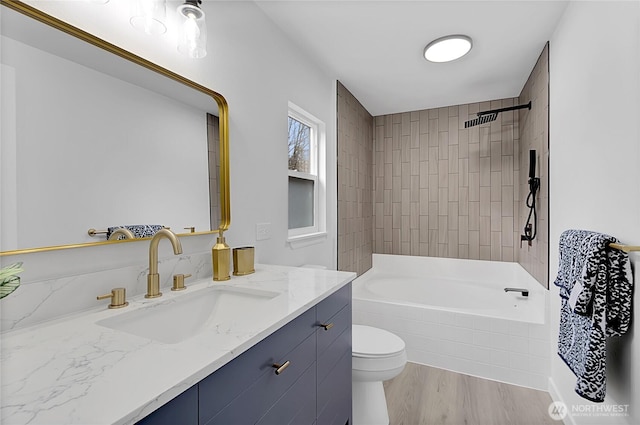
352,325 -> 407,373
353,325 -> 405,358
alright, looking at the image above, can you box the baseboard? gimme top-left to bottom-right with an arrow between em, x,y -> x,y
548,377 -> 577,425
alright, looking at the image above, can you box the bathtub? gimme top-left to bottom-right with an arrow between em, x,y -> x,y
352,254 -> 550,390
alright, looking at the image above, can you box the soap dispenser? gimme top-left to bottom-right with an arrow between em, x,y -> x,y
212,229 -> 231,281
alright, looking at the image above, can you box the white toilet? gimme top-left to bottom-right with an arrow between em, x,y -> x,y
352,324 -> 407,425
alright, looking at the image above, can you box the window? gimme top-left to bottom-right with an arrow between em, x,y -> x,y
288,102 -> 325,241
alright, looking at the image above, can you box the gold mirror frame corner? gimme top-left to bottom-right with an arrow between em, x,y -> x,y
0,0 -> 230,257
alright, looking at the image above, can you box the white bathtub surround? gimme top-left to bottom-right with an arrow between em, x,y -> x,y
352,254 -> 550,390
0,265 -> 355,425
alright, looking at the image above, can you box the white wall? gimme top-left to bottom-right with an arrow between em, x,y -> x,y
209,2 -> 338,268
3,0 -> 337,273
549,2 -> 640,424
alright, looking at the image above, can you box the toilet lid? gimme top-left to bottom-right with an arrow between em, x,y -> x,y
352,325 -> 405,358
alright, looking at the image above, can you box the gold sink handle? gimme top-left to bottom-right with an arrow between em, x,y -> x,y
172,273 -> 192,291
97,288 -> 129,309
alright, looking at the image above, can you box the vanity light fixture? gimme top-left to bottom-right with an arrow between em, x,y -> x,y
423,35 -> 472,63
130,0 -> 167,36
177,0 -> 207,59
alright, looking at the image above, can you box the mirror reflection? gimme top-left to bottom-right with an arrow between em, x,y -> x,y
0,2 -> 229,254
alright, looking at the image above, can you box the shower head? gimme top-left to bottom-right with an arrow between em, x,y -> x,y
463,101 -> 532,129
464,112 -> 497,128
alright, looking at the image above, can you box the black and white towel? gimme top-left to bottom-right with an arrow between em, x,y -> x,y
106,225 -> 164,240
554,229 -> 633,402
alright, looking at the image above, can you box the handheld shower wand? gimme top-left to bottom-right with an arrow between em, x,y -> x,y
528,149 -> 536,183
522,149 -> 540,245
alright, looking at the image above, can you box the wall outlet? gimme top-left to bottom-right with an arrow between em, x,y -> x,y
256,223 -> 271,241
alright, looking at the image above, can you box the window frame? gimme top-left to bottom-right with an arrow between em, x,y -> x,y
287,102 -> 326,242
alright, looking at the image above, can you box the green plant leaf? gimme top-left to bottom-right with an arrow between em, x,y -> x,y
0,276 -> 21,299
0,262 -> 24,281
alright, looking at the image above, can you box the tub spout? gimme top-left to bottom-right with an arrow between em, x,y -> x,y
504,287 -> 529,297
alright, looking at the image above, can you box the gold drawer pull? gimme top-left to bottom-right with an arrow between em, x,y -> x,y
320,323 -> 334,331
272,361 -> 291,375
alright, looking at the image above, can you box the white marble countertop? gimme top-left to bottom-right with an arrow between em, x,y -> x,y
0,265 -> 356,425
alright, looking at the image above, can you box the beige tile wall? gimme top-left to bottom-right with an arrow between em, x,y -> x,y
337,82 -> 374,275
372,98 -> 522,261
337,45 -> 549,283
517,44 -> 550,287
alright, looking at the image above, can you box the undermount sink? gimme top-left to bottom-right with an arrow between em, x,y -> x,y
97,285 -> 280,344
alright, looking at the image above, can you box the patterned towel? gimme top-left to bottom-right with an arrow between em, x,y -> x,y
554,229 -> 633,402
106,225 -> 164,240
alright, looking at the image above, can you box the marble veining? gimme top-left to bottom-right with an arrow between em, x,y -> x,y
1,251 -> 212,333
0,265 -> 355,425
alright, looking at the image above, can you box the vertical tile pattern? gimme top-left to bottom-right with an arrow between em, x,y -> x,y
207,113 -> 220,230
517,44 -> 550,288
337,82 -> 373,275
373,97 -> 520,262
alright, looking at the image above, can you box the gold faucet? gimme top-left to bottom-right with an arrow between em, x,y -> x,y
146,228 -> 183,298
108,228 -> 135,240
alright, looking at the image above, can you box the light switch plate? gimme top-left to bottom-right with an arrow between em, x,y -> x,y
256,223 -> 271,241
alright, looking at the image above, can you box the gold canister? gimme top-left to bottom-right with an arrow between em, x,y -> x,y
233,246 -> 255,276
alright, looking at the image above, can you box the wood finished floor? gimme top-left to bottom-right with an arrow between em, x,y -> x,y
383,362 -> 557,425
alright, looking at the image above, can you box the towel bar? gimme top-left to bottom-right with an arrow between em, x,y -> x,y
87,228 -> 107,237
608,243 -> 640,253
88,225 -> 166,239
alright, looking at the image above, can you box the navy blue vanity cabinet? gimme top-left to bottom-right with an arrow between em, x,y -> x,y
202,332 -> 317,423
136,385 -> 198,425
316,284 -> 352,425
136,282 -> 352,425
199,306 -> 318,425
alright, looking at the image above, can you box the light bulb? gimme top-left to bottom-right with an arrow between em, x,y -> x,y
183,14 -> 200,54
177,4 -> 207,58
130,0 -> 167,36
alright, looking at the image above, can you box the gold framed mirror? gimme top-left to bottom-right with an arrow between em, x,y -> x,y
0,0 -> 230,256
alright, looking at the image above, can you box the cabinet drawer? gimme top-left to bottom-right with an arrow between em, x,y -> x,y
289,396 -> 316,425
256,362 -> 316,425
317,392 -> 351,425
317,301 -> 351,357
317,323 -> 351,387
204,331 -> 317,425
135,386 -> 198,425
199,307 -> 316,424
317,348 -> 351,424
316,284 -> 351,324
